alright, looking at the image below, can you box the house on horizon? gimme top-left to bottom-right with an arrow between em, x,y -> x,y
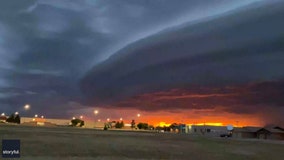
190,125 -> 228,136
233,126 -> 284,140
0,115 -> 7,122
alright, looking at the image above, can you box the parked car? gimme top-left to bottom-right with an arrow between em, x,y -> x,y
220,133 -> 232,137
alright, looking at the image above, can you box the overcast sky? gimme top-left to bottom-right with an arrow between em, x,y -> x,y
0,0 -> 283,126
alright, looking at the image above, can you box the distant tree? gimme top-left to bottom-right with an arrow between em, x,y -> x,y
137,123 -> 142,129
144,123 -> 149,129
14,115 -> 21,124
115,121 -> 125,128
105,122 -> 111,128
148,125 -> 154,130
170,123 -> 178,128
71,119 -> 78,126
79,120 -> 85,127
71,118 -> 83,127
155,126 -> 164,131
120,121 -> 124,128
6,114 -> 15,123
104,125 -> 108,130
115,121 -> 120,128
131,120 -> 135,129
137,123 -> 149,130
169,123 -> 179,131
163,126 -> 171,132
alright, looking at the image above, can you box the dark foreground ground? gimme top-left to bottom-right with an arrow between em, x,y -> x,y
0,124 -> 283,160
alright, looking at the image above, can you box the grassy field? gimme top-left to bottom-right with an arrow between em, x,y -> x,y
0,124 -> 283,160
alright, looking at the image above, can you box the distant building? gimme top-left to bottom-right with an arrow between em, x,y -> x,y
93,121 -> 105,129
189,125 -> 228,136
21,117 -> 70,126
0,115 -> 7,122
233,126 -> 284,140
168,124 -> 188,133
233,127 -> 260,139
21,117 -> 108,129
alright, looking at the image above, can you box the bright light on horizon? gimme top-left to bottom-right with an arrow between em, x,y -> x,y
1,113 -> 5,116
157,122 -> 171,127
94,110 -> 98,115
193,122 -> 224,126
155,122 -> 226,127
15,112 -> 19,115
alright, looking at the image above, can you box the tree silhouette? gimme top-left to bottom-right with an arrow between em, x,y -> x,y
5,113 -> 21,124
137,123 -> 142,129
6,114 -> 15,123
14,115 -> 21,124
79,120 -> 85,127
148,125 -> 154,130
115,121 -> 120,128
115,121 -> 125,128
137,123 -> 149,130
71,118 -> 84,127
131,120 -> 135,129
120,121 -> 124,128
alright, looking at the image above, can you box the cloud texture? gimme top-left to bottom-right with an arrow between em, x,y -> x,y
0,0 -> 283,125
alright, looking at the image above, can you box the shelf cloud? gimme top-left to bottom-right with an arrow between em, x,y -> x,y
0,0 -> 283,125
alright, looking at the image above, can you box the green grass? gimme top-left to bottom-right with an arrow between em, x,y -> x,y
0,124 -> 283,160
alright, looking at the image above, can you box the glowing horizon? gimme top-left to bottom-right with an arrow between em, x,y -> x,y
79,109 -> 263,128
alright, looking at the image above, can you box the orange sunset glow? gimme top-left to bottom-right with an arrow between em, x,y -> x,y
79,107 -> 264,128
137,112 -> 262,127
97,87 -> 270,127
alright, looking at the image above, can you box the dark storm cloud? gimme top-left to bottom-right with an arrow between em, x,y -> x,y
112,81 -> 284,112
0,0 -> 107,115
81,0 -> 284,119
0,0 -> 271,118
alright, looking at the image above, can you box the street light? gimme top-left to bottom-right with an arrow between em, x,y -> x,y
35,114 -> 38,118
136,114 -> 141,125
94,110 -> 99,128
98,119 -> 101,122
41,115 -> 44,119
72,117 -> 75,120
24,104 -> 30,110
120,118 -> 123,121
107,118 -> 110,122
15,112 -> 19,115
1,113 -> 5,116
80,115 -> 83,119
